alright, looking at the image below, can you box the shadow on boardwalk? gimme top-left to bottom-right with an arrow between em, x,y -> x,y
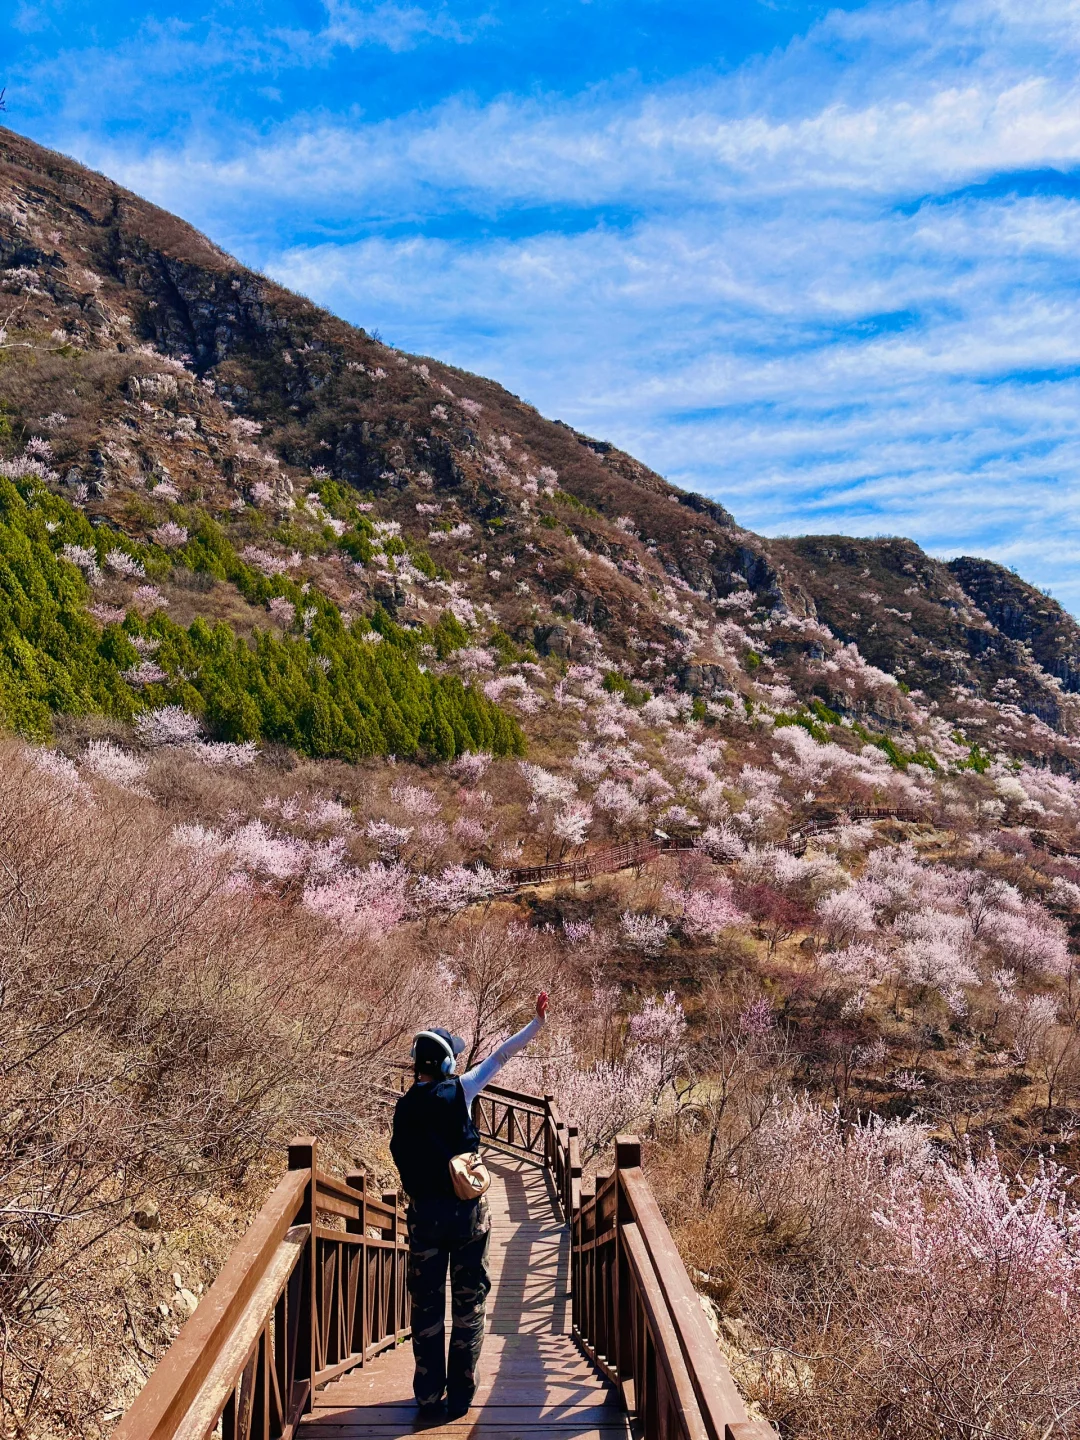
300,1155 -> 629,1439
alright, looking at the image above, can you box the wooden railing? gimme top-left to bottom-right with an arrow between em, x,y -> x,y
499,835 -> 701,889
112,1139 -> 409,1440
474,1087 -> 776,1440
503,838 -> 663,888
115,1086 -> 774,1440
1030,829 -> 1080,861
787,804 -> 926,856
498,807 -> 926,879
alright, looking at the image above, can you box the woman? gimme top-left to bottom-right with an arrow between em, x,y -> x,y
390,992 -> 549,1422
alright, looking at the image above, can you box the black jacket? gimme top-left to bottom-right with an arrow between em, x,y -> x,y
390,1076 -> 480,1202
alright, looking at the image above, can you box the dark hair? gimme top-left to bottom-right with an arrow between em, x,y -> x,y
414,1058 -> 441,1082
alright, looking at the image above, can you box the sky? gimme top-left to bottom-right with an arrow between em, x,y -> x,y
4,1 -> 1080,606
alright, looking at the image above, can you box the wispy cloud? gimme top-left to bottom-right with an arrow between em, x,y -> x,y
307,0 -> 483,52
65,0 -> 1080,218
17,0 -> 1080,606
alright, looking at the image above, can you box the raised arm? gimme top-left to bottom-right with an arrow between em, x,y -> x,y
460,992 -> 548,1106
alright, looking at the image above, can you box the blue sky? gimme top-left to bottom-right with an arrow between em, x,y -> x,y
6,1 -> 1080,607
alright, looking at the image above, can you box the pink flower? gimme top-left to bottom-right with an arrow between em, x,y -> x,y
136,706 -> 203,746
519,762 -> 577,808
985,904 -> 1071,978
105,549 -> 145,579
413,864 -> 500,914
620,911 -> 670,955
123,661 -> 167,687
594,780 -> 643,829
666,883 -> 744,939
61,543 -> 101,585
552,801 -> 593,848
390,783 -> 441,817
152,521 -> 188,549
240,545 -> 289,576
88,603 -> 127,625
455,647 -> 497,674
365,819 -> 414,857
562,920 -> 595,947
738,997 -> 775,1036
82,740 -> 150,795
228,820 -> 310,880
267,595 -> 295,627
132,585 -> 167,612
450,752 -> 491,785
817,887 -> 876,942
452,815 -> 491,849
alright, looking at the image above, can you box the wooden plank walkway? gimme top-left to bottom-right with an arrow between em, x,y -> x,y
300,1154 -> 631,1439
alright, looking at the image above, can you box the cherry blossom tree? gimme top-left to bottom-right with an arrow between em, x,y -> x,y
389,782 -> 442,817
136,705 -> 203,746
450,751 -> 492,785
985,903 -> 1071,978
552,800 -> 592,851
412,863 -> 500,915
620,910 -> 671,955
302,862 -> 408,940
665,882 -> 744,939
365,819 -> 413,858
152,521 -> 188,549
82,740 -> 149,796
594,779 -> 644,834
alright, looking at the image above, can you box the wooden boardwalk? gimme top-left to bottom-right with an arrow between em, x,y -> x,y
112,1087 -> 775,1440
300,1154 -> 631,1439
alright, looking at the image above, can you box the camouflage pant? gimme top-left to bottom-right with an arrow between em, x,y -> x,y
406,1195 -> 491,1408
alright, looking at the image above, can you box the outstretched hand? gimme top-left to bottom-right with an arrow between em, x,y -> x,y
536,990 -> 549,1021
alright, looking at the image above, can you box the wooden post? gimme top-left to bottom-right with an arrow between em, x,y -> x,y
575,1176 -> 596,1336
567,1124 -> 582,1219
382,1192 -> 399,1241
346,1172 -> 366,1367
554,1119 -> 568,1218
346,1172 -> 367,1236
593,1170 -> 611,1363
383,1191 -> 402,1342
614,1135 -> 641,1412
288,1136 -> 317,1412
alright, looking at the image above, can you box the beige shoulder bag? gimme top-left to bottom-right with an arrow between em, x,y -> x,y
449,1151 -> 491,1200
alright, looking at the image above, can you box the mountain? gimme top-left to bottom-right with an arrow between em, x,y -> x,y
7,126 -> 1080,1440
2,124 -> 1079,771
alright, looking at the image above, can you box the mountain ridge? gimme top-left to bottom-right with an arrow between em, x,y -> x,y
7,127 -> 1080,1440
1,123 -> 1079,767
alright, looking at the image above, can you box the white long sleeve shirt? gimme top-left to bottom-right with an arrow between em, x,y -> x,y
460,1014 -> 544,1107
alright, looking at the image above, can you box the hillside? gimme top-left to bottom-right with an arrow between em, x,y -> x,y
2,126 -> 1079,768
3,126 -> 1080,1440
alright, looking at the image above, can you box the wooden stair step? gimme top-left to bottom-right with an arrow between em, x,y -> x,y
314,1405 -> 621,1424
303,1422 -> 631,1438
318,1386 -> 611,1410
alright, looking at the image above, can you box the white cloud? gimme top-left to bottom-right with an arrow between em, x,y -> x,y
76,0 -> 1080,220
268,190 -> 1080,607
40,0 -> 1080,609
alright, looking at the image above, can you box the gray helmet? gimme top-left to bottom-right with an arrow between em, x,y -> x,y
412,1026 -> 466,1075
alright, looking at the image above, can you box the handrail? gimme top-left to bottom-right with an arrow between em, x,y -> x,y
113,1140 -> 410,1440
498,835 -> 695,889
116,1090 -> 775,1440
112,1171 -> 309,1440
787,804 -> 925,856
472,1093 -> 777,1440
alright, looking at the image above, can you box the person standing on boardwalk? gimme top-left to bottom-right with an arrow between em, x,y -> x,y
391,992 -> 549,1423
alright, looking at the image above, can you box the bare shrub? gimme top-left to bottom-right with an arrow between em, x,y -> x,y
661,1024 -> 1080,1440
0,744 -> 420,1435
